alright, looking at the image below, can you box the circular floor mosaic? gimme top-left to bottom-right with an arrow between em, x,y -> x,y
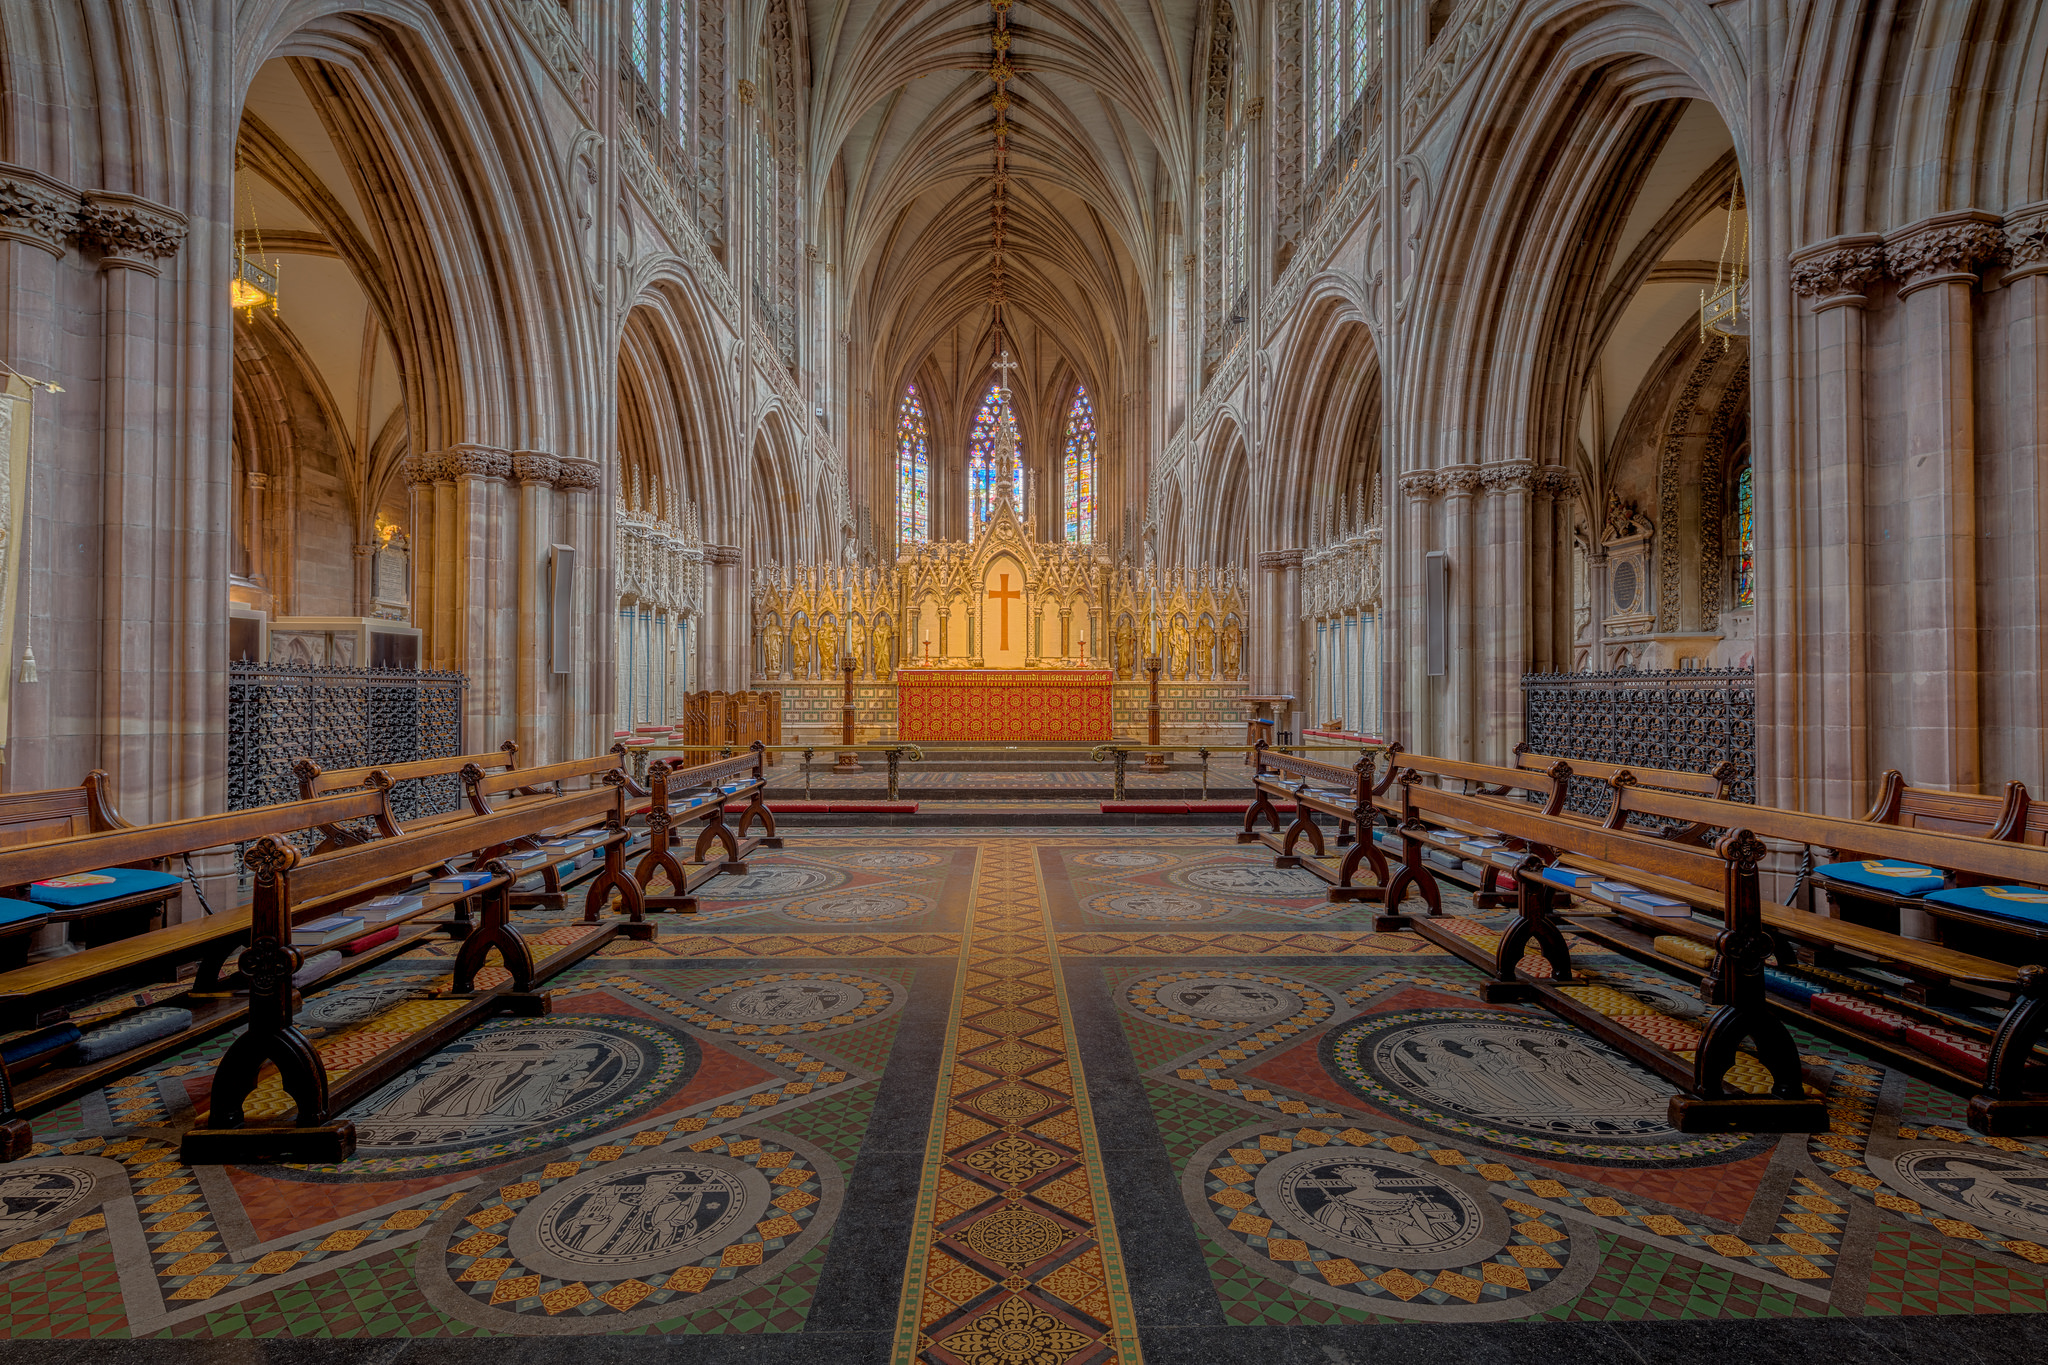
1187,1123 -> 1594,1319
690,970 -> 902,1033
1321,1008 -> 1766,1166
1077,850 -> 1170,869
838,851 -> 942,870
423,1127 -> 840,1332
0,1158 -> 122,1243
699,866 -> 845,900
1090,892 -> 1229,922
300,1017 -> 699,1179
782,892 -> 931,924
1123,970 -> 1330,1033
1875,1145 -> 2048,1240
1165,864 -> 1323,898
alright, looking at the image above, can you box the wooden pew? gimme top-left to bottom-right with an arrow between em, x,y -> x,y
1238,742 -> 1386,901
0,771 -> 184,957
295,741 -> 521,848
181,784 -> 645,1165
1398,780 -> 1828,1133
457,754 -> 652,926
1542,778 -> 2048,1134
636,745 -> 777,913
1511,745 -> 1736,845
1808,771 -> 2023,931
1367,754 -> 1572,917
0,787 -> 426,1160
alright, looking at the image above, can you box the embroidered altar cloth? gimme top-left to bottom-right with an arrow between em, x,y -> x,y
894,669 -> 1113,742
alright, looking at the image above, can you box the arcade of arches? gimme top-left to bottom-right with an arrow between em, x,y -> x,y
3,0 -> 2048,1359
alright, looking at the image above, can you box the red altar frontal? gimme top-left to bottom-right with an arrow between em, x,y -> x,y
894,668 -> 1114,742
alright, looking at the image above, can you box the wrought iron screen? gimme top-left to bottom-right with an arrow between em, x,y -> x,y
227,663 -> 468,836
1521,667 -> 1756,820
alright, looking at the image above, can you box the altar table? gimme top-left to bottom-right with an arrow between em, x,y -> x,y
895,669 -> 1113,742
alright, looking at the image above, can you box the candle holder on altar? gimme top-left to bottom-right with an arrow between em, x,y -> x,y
1144,655 -> 1168,771
834,653 -> 863,772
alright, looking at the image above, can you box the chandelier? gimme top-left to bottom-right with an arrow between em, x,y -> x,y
231,156 -> 281,317
1699,182 -> 1747,342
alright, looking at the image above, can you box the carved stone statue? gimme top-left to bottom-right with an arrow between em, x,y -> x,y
1194,618 -> 1216,680
1114,620 -> 1137,680
1221,621 -> 1242,680
763,627 -> 785,679
789,620 -> 813,680
1168,619 -> 1191,679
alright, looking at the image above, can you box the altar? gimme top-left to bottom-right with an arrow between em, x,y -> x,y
895,668 -> 1113,742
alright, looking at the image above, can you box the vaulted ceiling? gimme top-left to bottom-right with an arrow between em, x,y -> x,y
813,0 -> 1207,415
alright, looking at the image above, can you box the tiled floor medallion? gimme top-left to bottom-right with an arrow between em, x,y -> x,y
1187,1123 -> 1593,1320
838,851 -> 944,869
289,1016 -> 699,1179
1165,864 -> 1326,899
1076,850 -> 1169,869
422,1128 -> 839,1332
1095,893 -> 1228,922
0,1156 -> 126,1241
1123,969 -> 1332,1033
690,970 -> 903,1033
783,892 -> 932,924
694,866 -> 846,900
1323,1008 -> 1763,1165
295,978 -> 438,1027
1874,1145 -> 2048,1239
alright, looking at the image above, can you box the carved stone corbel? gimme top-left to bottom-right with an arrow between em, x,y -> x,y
1480,460 -> 1535,495
1884,211 -> 2004,296
1789,234 -> 1887,306
553,456 -> 603,491
77,190 -> 188,273
511,451 -> 562,485
2004,202 -> 2048,282
0,168 -> 81,255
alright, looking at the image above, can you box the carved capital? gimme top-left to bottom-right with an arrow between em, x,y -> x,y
402,452 -> 446,485
1481,460 -> 1535,494
245,471 -> 271,491
76,191 -> 187,269
1533,467 -> 1580,498
2005,202 -> 2048,278
443,444 -> 512,479
736,79 -> 757,106
1788,234 -> 1887,300
1256,549 -> 1304,570
1397,470 -> 1439,499
704,544 -> 743,566
0,169 -> 80,255
1884,212 -> 2004,293
1439,466 -> 1484,498
511,451 -> 561,484
554,455 -> 603,491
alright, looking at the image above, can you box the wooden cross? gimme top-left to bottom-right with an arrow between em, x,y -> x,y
987,572 -> 1022,651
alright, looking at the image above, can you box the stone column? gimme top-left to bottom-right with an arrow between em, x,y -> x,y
1482,461 -> 1533,759
512,453 -> 559,762
1440,466 -> 1482,755
2005,208 -> 2048,795
1549,472 -> 1580,674
243,471 -> 271,588
1396,470 -> 1439,749
1529,471 -> 1555,674
704,546 -> 744,691
351,540 -> 375,618
1883,212 -> 2003,794
1790,236 -> 1887,815
1256,550 -> 1303,737
78,192 -> 187,809
438,445 -> 512,746
555,457 -> 604,754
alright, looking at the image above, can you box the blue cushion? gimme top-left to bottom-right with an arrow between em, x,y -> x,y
27,866 -> 182,908
0,896 -> 48,927
1923,885 -> 2048,928
1763,968 -> 1823,1003
1817,859 -> 1945,897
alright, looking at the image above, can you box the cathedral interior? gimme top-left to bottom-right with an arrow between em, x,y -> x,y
2,0 -> 2048,1360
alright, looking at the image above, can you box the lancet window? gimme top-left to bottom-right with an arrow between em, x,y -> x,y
625,0 -> 692,153
1062,387 -> 1096,543
897,384 -> 931,545
967,385 -> 1026,540
1306,0 -> 1378,176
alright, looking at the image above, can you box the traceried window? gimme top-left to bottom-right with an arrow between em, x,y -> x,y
967,385 -> 1026,540
1062,387 -> 1096,543
1733,459 -> 1755,610
1221,134 -> 1248,323
1307,0 -> 1379,175
626,1 -> 691,151
897,384 -> 930,544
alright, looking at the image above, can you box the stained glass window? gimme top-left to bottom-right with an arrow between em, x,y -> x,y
897,384 -> 930,544
1308,0 -> 1379,176
627,2 -> 690,143
967,384 -> 1025,540
1062,387 -> 1096,543
1733,460 -> 1755,609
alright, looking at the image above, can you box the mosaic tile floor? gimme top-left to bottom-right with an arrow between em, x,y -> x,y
2,829 -> 2044,1364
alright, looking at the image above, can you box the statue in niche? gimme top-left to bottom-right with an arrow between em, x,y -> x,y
1195,617 -> 1217,680
789,618 -> 813,680
763,627 -> 785,680
1221,620 -> 1243,681
1168,618 -> 1191,679
1114,619 -> 1137,681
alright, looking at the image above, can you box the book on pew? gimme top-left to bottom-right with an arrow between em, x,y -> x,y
356,894 -> 426,923
1462,838 -> 1505,850
542,837 -> 590,851
293,915 -> 363,947
429,871 -> 493,895
1619,891 -> 1692,918
1593,881 -> 1642,898
1538,867 -> 1600,889
503,851 -> 549,869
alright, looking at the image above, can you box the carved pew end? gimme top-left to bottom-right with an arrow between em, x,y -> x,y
1666,1093 -> 1829,1135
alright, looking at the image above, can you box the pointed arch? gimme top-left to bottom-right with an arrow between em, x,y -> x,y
966,383 -> 1026,539
1061,385 -> 1097,543
896,382 -> 932,544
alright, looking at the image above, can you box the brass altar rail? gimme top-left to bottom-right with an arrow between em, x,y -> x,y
642,741 -> 1383,803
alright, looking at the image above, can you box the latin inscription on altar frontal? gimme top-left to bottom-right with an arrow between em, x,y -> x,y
894,668 -> 1113,742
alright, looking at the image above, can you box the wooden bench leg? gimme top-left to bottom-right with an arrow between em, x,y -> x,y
1239,789 -> 1280,843
1333,838 -> 1390,904
584,831 -> 651,935
0,1066 -> 31,1162
1484,878 -> 1572,1003
453,873 -> 538,995
1277,806 -> 1323,867
738,792 -> 782,849
694,807 -> 745,872
1970,965 -> 2048,1135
